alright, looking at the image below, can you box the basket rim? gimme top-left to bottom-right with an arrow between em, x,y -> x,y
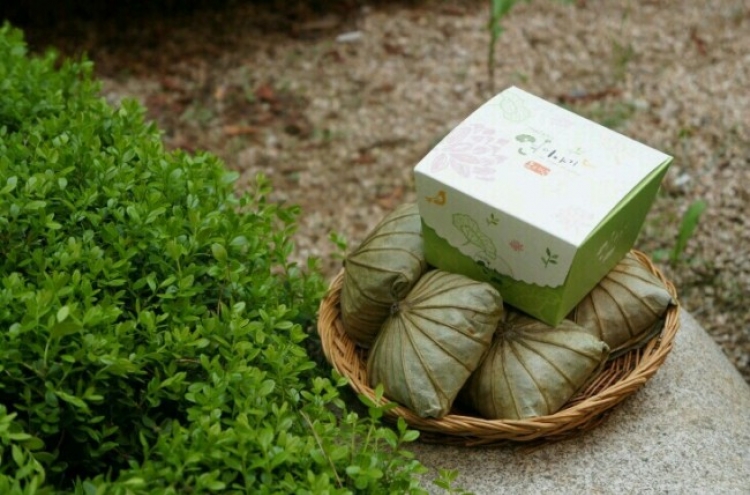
317,249 -> 680,445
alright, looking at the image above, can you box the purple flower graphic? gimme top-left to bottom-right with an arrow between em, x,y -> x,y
429,123 -> 509,181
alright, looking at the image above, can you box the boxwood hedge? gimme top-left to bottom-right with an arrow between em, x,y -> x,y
0,23 -> 438,494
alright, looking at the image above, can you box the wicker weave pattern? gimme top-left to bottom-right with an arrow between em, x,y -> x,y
317,250 -> 680,445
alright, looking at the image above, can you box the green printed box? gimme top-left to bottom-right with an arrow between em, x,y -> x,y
414,87 -> 672,326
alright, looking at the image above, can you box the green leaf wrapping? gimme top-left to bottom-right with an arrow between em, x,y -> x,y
367,270 -> 504,418
460,311 -> 609,420
569,252 -> 675,357
341,203 -> 428,347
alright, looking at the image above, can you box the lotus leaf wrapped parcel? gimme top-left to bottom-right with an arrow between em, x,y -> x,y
460,310 -> 610,420
569,252 -> 675,358
367,270 -> 504,418
340,203 -> 428,348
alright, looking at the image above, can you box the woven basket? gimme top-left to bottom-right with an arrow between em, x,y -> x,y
317,250 -> 680,446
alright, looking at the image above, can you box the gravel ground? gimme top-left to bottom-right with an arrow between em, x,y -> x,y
15,0 -> 750,381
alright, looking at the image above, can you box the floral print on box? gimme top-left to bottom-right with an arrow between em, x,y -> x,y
429,123 -> 509,181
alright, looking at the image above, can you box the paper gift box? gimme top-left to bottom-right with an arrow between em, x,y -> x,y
414,86 -> 672,326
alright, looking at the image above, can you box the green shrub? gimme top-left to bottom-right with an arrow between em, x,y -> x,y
0,23 -> 432,494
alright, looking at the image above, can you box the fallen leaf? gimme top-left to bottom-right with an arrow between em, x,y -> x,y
690,27 -> 708,56
255,84 -> 277,103
439,5 -> 466,16
352,152 -> 376,165
376,186 -> 404,209
224,125 -> 259,136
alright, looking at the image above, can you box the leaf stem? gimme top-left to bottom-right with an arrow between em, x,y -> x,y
300,410 -> 343,488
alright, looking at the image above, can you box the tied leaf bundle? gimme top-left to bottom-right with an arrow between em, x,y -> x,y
569,252 -> 675,358
341,203 -> 428,347
367,270 -> 504,418
460,311 -> 609,420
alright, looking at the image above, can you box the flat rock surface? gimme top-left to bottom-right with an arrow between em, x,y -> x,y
411,310 -> 750,494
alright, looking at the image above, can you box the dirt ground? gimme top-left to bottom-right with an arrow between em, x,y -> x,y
11,0 -> 750,382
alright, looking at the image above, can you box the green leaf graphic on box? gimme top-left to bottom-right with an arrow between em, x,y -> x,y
495,92 -> 531,122
453,213 -> 497,260
424,223 -> 562,318
542,247 -> 559,268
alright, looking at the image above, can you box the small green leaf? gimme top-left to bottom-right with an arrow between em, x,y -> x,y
401,430 -> 420,443
206,481 -> 226,490
11,444 -> 25,466
159,372 -> 187,390
24,200 -> 46,210
1,176 -> 18,194
355,475 -> 369,490
56,305 -> 70,322
55,390 -> 90,411
126,205 -> 141,222
345,466 -> 361,476
103,278 -> 126,287
329,445 -> 349,461
257,428 -> 273,450
50,319 -> 82,338
145,206 -> 166,224
211,243 -> 227,262
81,481 -> 98,495
45,390 -> 59,407
652,248 -> 669,262
7,431 -> 32,441
229,236 -> 248,247
258,380 -> 275,397
33,451 -> 57,464
21,436 -> 45,451
124,477 -> 146,486
166,240 -> 182,261
179,274 -> 195,290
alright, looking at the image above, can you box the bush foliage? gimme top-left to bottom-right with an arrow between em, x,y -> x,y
0,24 -> 432,494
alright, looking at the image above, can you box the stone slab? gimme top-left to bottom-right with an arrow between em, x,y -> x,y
412,311 -> 750,494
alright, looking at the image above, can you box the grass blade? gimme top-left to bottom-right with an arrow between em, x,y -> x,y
670,199 -> 707,265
